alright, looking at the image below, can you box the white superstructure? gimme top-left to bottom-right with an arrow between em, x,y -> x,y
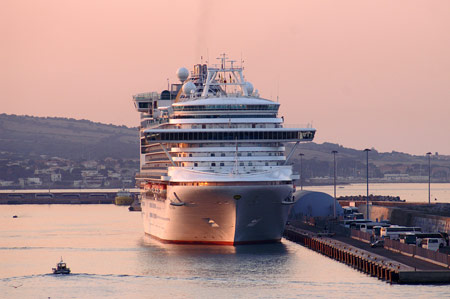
133,55 -> 315,245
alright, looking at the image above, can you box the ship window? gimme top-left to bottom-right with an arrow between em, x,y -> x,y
265,162 -> 269,166
249,162 -> 253,166
220,163 -> 224,166
194,163 -> 198,167
211,153 -> 215,157
145,130 -> 306,142
189,154 -> 192,157
211,163 -> 216,167
221,153 -> 225,157
138,102 -> 150,109
239,162 -> 244,166
247,153 -> 252,156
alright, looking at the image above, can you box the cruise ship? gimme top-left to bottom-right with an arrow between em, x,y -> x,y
133,55 -> 315,245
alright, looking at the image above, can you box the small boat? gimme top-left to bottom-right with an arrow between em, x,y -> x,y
52,257 -> 71,274
115,189 -> 134,206
128,194 -> 142,211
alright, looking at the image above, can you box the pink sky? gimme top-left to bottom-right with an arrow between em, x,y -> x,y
1,0 -> 449,155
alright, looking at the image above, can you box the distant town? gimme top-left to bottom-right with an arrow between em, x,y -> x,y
0,152 -> 138,189
1,149 -> 449,189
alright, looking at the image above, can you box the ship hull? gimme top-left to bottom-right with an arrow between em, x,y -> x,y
141,184 -> 293,245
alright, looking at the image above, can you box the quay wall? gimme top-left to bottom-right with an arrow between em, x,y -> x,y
285,225 -> 450,284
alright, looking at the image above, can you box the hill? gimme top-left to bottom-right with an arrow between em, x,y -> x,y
0,114 -> 138,160
288,142 -> 450,183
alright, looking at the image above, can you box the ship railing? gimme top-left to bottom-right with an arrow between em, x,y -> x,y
283,123 -> 314,129
133,92 -> 159,101
140,118 -> 169,128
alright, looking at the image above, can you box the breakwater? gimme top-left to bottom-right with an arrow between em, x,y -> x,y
0,190 -> 139,204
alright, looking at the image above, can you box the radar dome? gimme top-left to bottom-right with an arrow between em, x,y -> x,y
182,81 -> 196,95
245,82 -> 254,95
176,67 -> 189,82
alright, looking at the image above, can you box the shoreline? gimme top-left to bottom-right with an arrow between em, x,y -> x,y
1,181 -> 449,192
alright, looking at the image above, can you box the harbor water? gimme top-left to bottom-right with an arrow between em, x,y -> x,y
309,183 -> 450,203
1,184 -> 450,298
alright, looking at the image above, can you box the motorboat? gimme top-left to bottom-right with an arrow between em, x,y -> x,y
52,257 -> 71,274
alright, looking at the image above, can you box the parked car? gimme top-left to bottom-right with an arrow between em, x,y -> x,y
421,238 -> 440,252
370,240 -> 384,248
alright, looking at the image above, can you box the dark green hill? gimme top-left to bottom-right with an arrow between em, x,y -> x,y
288,142 -> 450,182
0,114 -> 138,160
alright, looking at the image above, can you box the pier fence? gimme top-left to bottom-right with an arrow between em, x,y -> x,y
384,239 -> 450,267
350,230 -> 372,242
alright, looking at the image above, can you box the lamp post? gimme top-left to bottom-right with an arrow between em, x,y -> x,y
331,150 -> 338,218
427,152 -> 432,205
364,149 -> 371,220
299,153 -> 304,190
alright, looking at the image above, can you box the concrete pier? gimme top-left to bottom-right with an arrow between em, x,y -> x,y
284,225 -> 450,284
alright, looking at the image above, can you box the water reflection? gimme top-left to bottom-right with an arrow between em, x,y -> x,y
139,235 -> 289,256
137,235 -> 291,281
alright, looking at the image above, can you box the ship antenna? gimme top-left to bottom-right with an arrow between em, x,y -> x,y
277,78 -> 279,103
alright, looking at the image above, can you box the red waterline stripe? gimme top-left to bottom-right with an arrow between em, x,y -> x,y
145,233 -> 281,246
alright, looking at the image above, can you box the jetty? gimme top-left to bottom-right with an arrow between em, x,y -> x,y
284,221 -> 450,284
0,189 -> 139,204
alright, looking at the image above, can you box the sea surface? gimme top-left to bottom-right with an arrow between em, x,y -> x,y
1,184 -> 450,298
309,182 -> 450,203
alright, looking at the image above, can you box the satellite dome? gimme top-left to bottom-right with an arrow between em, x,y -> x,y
176,67 -> 189,82
245,82 -> 254,95
182,81 -> 196,95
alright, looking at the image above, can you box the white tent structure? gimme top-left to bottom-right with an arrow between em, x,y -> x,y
289,190 -> 344,219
